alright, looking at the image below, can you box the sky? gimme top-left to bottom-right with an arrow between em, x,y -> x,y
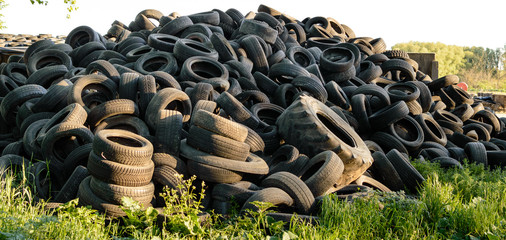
2,0 -> 506,50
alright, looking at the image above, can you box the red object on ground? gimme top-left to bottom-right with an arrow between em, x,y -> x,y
457,82 -> 468,91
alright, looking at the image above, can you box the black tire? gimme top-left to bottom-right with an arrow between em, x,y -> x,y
261,171 -> 314,214
352,84 -> 391,110
192,109 -> 248,142
152,153 -> 187,175
187,125 -> 250,161
472,110 -> 501,135
134,51 -> 178,76
210,32 -> 237,62
386,149 -> 425,193
159,16 -> 193,36
244,126 -> 265,153
299,150 -> 344,197
216,91 -> 259,129
144,87 -> 192,129
325,81 -> 350,110
0,75 -> 19,97
276,95 -> 372,186
0,84 -> 47,126
380,59 -> 415,81
94,115 -> 150,138
37,103 -> 88,143
250,103 -> 285,126
384,82 -> 420,102
26,65 -> 69,89
31,81 -> 71,113
430,156 -> 463,169
186,159 -> 243,184
77,176 -> 127,218
415,113 -> 447,146
87,99 -> 139,128
350,94 -> 372,133
92,129 -> 153,166
387,115 -> 424,151
286,46 -> 316,68
26,49 -> 72,75
53,165 -> 90,203
319,47 -> 354,72
369,101 -> 409,131
268,62 -> 311,84
67,75 -> 117,112
370,151 -> 404,191
22,119 -> 48,159
179,56 -> 229,84
241,187 -> 293,213
173,39 -> 219,62
451,103 -> 474,122
464,142 -> 487,166
0,154 -> 31,179
369,131 -> 409,155
87,152 -> 154,187
147,33 -> 179,52
85,60 -> 120,83
149,71 -> 181,90
352,175 -> 392,192
486,151 -> 506,168
152,165 -> 183,189
154,110 -> 183,155
40,122 -> 94,165
212,181 -> 260,204
180,140 -> 268,175
90,176 -> 154,205
239,35 -> 269,74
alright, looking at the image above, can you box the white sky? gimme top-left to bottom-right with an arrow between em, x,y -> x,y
2,0 -> 506,50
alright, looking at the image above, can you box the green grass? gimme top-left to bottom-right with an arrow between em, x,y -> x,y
1,161 -> 506,239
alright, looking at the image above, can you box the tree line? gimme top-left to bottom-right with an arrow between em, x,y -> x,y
393,41 -> 506,78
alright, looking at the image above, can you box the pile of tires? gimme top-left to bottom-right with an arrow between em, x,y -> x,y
0,34 -> 66,47
78,129 -> 155,218
1,4 -> 505,220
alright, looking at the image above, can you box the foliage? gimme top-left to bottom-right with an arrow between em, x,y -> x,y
2,161 -> 506,239
463,46 -> 503,73
30,0 -> 78,18
392,41 -> 467,76
393,41 -> 506,90
0,0 -> 6,30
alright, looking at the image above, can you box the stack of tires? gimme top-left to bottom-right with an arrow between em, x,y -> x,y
78,129 -> 155,218
180,108 -> 269,183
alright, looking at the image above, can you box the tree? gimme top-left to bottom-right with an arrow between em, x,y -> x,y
463,46 -> 503,75
392,41 -> 467,76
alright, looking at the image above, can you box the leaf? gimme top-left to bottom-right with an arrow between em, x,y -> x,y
485,233 -> 501,240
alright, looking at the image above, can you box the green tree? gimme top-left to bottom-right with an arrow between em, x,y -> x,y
463,46 -> 503,75
392,41 -> 467,76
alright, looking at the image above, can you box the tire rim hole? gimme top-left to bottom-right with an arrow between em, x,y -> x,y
165,100 -> 184,112
186,42 -> 211,53
107,136 -> 143,147
293,52 -> 310,67
300,160 -> 325,181
317,112 -> 356,147
425,119 -> 443,139
191,61 -> 222,78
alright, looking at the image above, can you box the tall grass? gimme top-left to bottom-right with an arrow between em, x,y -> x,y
1,161 -> 506,239
459,68 -> 506,92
